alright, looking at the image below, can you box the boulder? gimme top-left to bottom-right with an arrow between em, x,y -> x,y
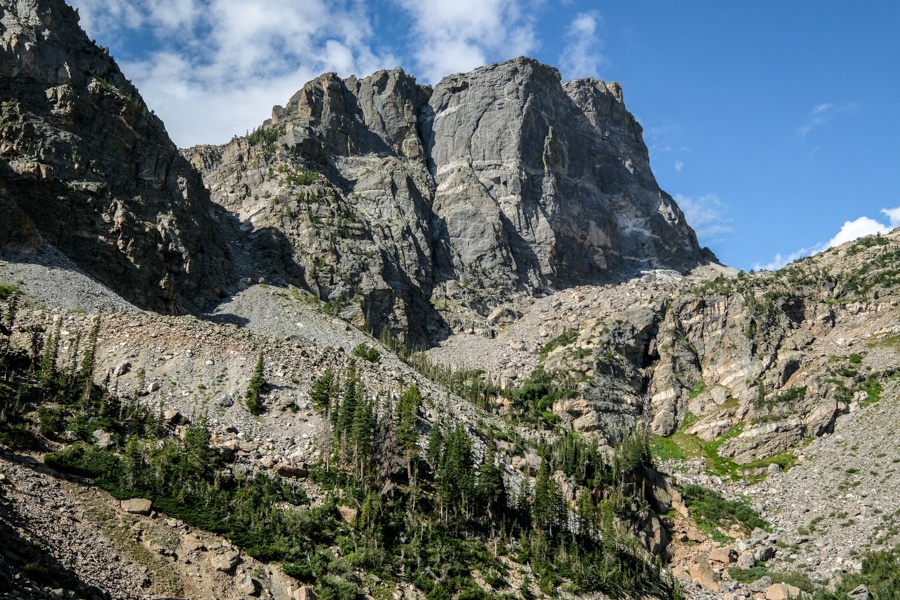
113,361 -> 131,376
709,546 -> 736,565
754,545 -> 776,562
750,576 -> 774,593
238,573 -> 261,596
212,551 -> 240,573
765,583 -> 802,600
92,429 -> 113,449
737,550 -> 757,569
121,498 -> 152,515
164,409 -> 186,425
689,555 -> 720,593
275,463 -> 309,479
848,585 -> 869,600
292,586 -> 318,600
337,505 -> 358,526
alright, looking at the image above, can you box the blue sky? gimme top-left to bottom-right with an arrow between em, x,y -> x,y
68,0 -> 900,272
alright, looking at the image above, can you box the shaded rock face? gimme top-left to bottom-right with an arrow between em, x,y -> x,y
0,0 -> 231,312
188,57 -> 713,341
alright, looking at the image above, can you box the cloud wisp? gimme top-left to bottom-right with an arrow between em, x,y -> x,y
558,11 -> 607,80
70,0 -> 398,146
674,193 -> 732,244
754,206 -> 900,271
396,0 -> 540,84
797,101 -> 858,137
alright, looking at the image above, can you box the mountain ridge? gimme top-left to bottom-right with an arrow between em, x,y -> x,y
186,56 -> 716,342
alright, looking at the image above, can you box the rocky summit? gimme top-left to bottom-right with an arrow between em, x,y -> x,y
186,58 -> 714,341
1,2 -> 899,600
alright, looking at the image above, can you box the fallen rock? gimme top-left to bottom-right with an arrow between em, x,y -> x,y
164,409 -> 186,425
766,583 -> 803,600
737,550 -> 757,568
848,585 -> 869,600
120,498 -> 152,515
92,429 -> 113,449
755,544 -> 776,562
709,546 -> 736,564
181,534 -> 207,553
689,555 -> 720,593
337,505 -> 358,526
292,586 -> 318,600
212,551 -> 241,573
275,463 -> 309,479
750,576 -> 774,593
238,573 -> 261,596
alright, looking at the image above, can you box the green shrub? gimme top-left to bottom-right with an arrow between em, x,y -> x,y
352,343 -> 381,364
539,329 -> 578,358
682,484 -> 768,536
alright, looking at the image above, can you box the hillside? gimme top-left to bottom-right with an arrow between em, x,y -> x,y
1,1 -> 900,600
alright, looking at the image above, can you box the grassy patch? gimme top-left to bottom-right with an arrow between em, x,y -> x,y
688,381 -> 707,399
728,567 -> 815,592
682,484 -> 769,540
538,329 -> 578,358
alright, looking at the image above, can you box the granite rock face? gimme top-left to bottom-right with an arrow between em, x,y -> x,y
0,0 -> 231,312
188,58 -> 714,341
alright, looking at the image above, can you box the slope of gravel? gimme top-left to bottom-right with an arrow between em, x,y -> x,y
755,375 -> 900,582
0,246 -> 138,314
0,451 -> 151,599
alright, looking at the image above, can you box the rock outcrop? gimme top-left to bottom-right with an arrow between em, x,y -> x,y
187,58 -> 714,341
0,0 -> 231,312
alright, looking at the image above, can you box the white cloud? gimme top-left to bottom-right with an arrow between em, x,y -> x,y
396,0 -> 540,84
558,11 -> 607,80
69,0 -> 398,146
754,206 -> 900,271
881,206 -> 900,228
753,245 -> 822,272
673,193 -> 732,243
798,101 -> 858,137
825,216 -> 890,248
674,160 -> 683,173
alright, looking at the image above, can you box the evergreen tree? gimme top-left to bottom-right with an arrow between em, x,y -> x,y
532,459 -> 566,537
476,440 -> 506,520
309,368 -> 336,414
77,316 -> 101,385
64,331 -> 81,389
336,361 -> 360,450
245,353 -> 267,415
39,317 -> 62,384
437,424 -> 475,519
397,385 -> 422,482
350,397 -> 375,478
427,419 -> 444,469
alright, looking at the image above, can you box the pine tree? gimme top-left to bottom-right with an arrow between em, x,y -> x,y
309,368 -> 336,414
397,385 -> 422,482
39,317 -> 62,384
65,330 -> 81,390
336,364 -> 359,452
532,459 -> 565,537
245,353 -> 267,415
350,397 -> 375,478
476,440 -> 506,520
78,316 -> 101,385
427,419 -> 444,471
438,424 -> 475,520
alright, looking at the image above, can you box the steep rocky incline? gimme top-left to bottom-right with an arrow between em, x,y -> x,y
0,0 -> 232,312
428,230 -> 900,462
186,58 -> 714,341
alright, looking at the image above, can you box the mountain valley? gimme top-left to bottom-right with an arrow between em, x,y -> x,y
1,2 -> 899,600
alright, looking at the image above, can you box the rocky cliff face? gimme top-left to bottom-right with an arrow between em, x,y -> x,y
0,0 -> 231,312
188,58 -> 714,341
